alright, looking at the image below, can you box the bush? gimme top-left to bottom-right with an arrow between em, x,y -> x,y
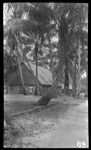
4,121 -> 24,147
80,78 -> 87,93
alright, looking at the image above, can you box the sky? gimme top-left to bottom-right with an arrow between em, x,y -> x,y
3,3 -> 8,25
3,3 -> 13,25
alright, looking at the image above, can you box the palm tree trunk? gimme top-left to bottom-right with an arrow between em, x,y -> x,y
82,41 -> 88,97
36,83 -> 59,106
48,34 -> 54,83
64,36 -> 69,95
18,60 -> 26,95
34,43 -> 38,95
14,34 -> 27,95
48,35 -> 53,70
72,58 -> 77,97
14,34 -> 42,95
36,30 -> 63,106
23,57 -> 42,95
76,41 -> 82,97
64,56 -> 69,95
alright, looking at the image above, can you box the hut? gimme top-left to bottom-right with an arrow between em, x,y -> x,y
5,61 -> 53,95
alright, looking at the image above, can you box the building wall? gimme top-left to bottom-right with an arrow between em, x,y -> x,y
4,85 -> 51,95
8,86 -> 34,94
9,86 -> 24,94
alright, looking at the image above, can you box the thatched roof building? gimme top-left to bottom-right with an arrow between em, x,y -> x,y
7,61 -> 53,86
5,61 -> 53,95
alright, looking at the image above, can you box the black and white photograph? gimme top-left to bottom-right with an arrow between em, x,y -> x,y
3,3 -> 88,148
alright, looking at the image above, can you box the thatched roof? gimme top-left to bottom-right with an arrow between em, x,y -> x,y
7,62 -> 53,86
24,61 -> 53,85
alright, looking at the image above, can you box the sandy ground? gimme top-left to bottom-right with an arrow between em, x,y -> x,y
30,100 -> 88,148
4,95 -> 88,148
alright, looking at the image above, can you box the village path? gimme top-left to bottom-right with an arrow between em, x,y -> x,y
4,95 -> 88,148
28,100 -> 88,148
4,94 -> 41,102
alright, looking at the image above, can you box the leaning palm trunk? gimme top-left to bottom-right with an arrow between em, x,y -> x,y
36,59 -> 60,106
36,33 -> 64,106
36,83 -> 59,106
36,45 -> 64,106
14,34 -> 27,95
14,34 -> 42,95
36,62 -> 61,106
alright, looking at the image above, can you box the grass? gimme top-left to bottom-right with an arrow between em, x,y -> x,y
4,122 -> 23,147
4,99 -> 69,147
4,101 -> 36,115
4,95 -> 87,148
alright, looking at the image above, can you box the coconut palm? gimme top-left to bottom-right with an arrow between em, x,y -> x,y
4,3 -> 88,105
37,3 -> 88,105
4,3 -> 55,95
52,3 -> 88,95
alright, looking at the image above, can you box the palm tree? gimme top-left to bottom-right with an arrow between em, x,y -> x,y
4,3 -> 55,96
33,42 -> 39,95
37,3 -> 88,105
4,3 -> 88,105
53,3 -> 88,95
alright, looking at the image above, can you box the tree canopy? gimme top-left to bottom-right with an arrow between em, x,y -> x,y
4,3 -> 88,99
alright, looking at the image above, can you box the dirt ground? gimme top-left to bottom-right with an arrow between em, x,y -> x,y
4,95 -> 88,148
